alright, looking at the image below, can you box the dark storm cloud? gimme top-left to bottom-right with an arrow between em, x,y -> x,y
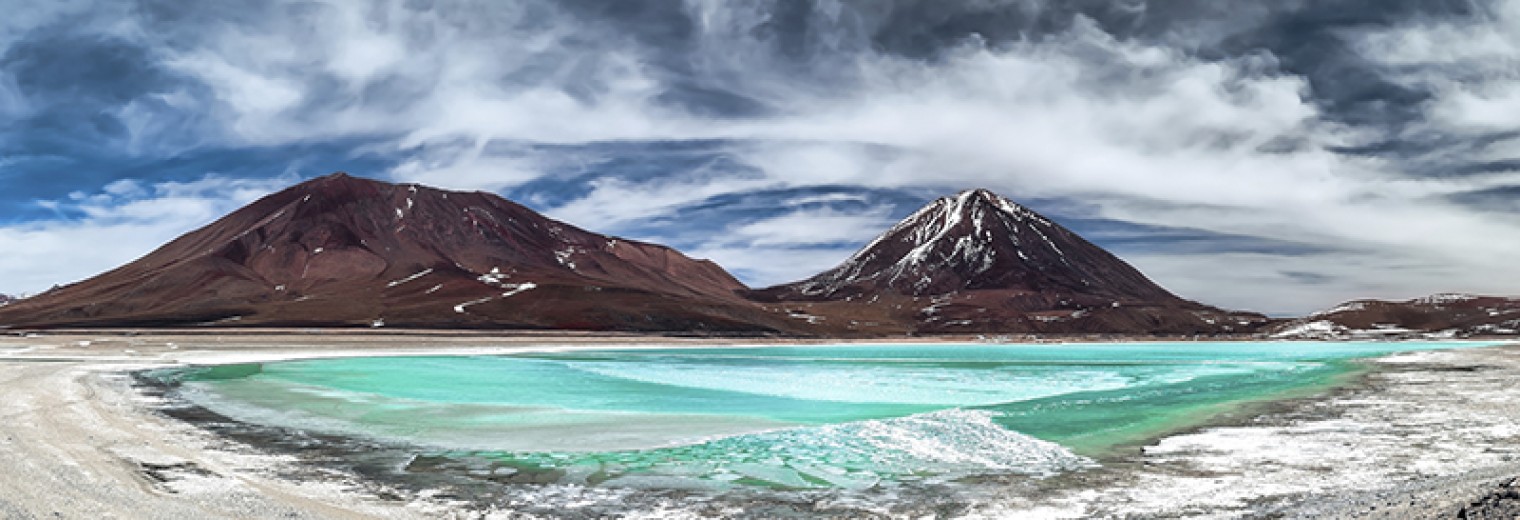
0,26 -> 198,206
1280,270 -> 1336,285
1447,185 -> 1520,213
1193,1 -> 1479,137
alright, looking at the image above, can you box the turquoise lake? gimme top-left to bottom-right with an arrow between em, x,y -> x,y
154,341 -> 1496,491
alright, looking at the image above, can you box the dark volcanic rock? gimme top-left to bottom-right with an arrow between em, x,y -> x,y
1459,477 -> 1520,519
0,173 -> 791,332
750,189 -> 1267,335
1273,294 -> 1520,339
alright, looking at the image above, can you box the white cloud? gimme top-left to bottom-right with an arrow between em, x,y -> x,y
148,0 -> 698,191
686,245 -> 859,289
0,174 -> 294,295
168,53 -> 305,118
0,0 -> 113,46
547,170 -> 781,233
674,205 -> 899,287
1349,0 -> 1520,134
386,140 -> 546,193
719,206 -> 897,248
782,192 -> 871,206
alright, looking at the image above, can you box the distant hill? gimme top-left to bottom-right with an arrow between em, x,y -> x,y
1272,294 -> 1520,339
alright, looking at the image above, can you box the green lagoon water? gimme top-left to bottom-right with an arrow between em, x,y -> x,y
156,341 -> 1494,491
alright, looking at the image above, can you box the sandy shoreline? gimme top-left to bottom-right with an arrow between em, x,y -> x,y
1,332 -> 1517,519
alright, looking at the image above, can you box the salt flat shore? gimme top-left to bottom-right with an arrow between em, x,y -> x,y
986,343 -> 1520,519
0,331 -> 1516,519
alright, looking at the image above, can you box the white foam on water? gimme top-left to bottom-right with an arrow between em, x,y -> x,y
758,408 -> 1092,477
567,360 -> 1137,406
517,409 -> 1093,491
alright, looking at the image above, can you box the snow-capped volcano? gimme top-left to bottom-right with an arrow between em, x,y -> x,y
766,189 -> 1178,302
753,189 -> 1267,334
0,173 -> 788,332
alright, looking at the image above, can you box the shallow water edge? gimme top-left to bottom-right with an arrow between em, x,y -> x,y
127,342 -> 1492,518
134,371 -> 1049,518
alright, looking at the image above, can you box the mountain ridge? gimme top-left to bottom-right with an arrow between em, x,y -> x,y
1272,293 -> 1520,339
0,174 -> 1270,335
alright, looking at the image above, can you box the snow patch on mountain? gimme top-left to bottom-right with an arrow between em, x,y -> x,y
478,268 -> 510,286
453,282 -> 537,314
792,189 -> 1084,297
1271,320 -> 1350,339
1310,301 -> 1368,317
1412,293 -> 1479,305
387,268 -> 434,288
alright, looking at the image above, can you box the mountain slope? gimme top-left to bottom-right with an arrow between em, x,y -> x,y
751,189 -> 1268,334
0,173 -> 788,332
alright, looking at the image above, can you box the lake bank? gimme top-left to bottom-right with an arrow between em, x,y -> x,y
1002,345 -> 1520,518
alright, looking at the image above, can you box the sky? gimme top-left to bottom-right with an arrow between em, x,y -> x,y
1,0 -> 1518,316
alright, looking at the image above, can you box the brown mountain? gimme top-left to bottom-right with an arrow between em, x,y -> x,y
0,173 -> 792,332
749,189 -> 1268,335
1272,294 -> 1520,339
0,178 -> 1269,336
